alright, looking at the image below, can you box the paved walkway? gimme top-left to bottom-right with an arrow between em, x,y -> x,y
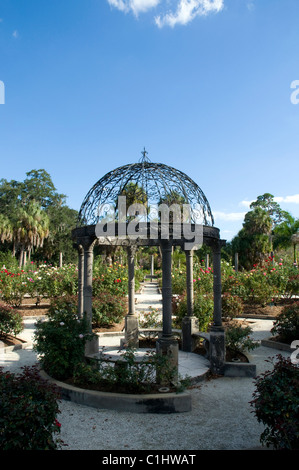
0,281 -> 291,451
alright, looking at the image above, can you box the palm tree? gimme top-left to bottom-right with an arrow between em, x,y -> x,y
0,214 -> 13,244
14,201 -> 49,267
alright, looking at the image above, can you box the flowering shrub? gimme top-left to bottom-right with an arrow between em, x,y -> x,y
33,308 -> 96,380
0,268 -> 28,307
250,355 -> 299,450
0,365 -> 62,450
225,321 -> 259,354
0,303 -> 23,338
92,292 -> 127,327
174,292 -> 214,332
221,292 -> 244,321
0,263 -> 78,306
93,262 -> 129,297
48,294 -> 78,316
285,273 -> 299,299
139,307 -> 162,330
271,301 -> 299,343
171,268 -> 188,295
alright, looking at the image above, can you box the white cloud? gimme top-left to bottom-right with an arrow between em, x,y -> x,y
107,0 -> 224,26
213,211 -> 246,221
107,0 -> 161,16
155,0 -> 224,28
12,30 -> 19,38
239,200 -> 253,209
274,194 -> 299,204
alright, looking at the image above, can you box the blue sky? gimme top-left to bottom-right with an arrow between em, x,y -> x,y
0,0 -> 299,241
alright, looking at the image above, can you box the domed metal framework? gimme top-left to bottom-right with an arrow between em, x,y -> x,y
72,150 -> 229,381
77,149 -> 214,227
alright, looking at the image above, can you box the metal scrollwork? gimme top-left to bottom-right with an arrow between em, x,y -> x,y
77,150 -> 214,228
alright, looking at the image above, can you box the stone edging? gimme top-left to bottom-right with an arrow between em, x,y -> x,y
261,337 -> 293,352
0,339 -> 32,353
39,370 -> 192,414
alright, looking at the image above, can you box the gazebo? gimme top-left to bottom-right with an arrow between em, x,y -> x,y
72,150 -> 226,377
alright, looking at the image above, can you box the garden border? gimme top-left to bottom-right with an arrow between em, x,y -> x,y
39,369 -> 192,414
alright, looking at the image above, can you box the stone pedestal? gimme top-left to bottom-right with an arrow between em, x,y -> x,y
122,314 -> 139,349
122,245 -> 139,349
156,337 -> 179,385
182,249 -> 197,352
209,327 -> 225,375
85,336 -> 99,356
181,315 -> 198,352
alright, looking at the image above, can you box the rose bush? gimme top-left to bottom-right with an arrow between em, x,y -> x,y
0,365 -> 62,450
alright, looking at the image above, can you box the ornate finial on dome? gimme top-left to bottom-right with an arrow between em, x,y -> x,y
140,147 -> 150,162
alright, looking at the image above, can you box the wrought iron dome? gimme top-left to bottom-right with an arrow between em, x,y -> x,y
77,149 -> 214,227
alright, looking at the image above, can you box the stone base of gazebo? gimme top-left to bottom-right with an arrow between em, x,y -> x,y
85,336 -> 100,356
156,337 -> 179,385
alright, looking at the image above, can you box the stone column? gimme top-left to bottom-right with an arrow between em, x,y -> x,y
83,239 -> 98,355
156,240 -> 178,385
205,253 -> 209,269
209,240 -> 225,375
122,245 -> 139,348
182,249 -> 198,352
77,244 -> 84,318
234,252 -> 238,272
151,254 -> 154,280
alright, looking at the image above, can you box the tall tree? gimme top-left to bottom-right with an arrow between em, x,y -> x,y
232,207 -> 272,269
250,193 -> 289,226
0,214 -> 12,244
0,170 -> 76,264
14,201 -> 50,267
22,169 -> 66,208
39,205 -> 78,265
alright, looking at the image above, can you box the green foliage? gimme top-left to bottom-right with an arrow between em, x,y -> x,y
271,302 -> 299,344
93,261 -> 128,296
0,303 -> 23,338
0,169 -> 77,266
48,294 -> 78,316
0,263 -> 78,306
174,292 -> 214,332
232,207 -> 272,270
225,321 -> 259,354
250,355 -> 299,450
33,308 -> 95,380
139,307 -> 162,329
73,348 -> 186,394
171,268 -> 187,295
285,272 -> 299,299
0,365 -> 62,450
92,292 -> 127,327
0,267 -> 29,307
0,251 -> 18,271
221,292 -> 244,321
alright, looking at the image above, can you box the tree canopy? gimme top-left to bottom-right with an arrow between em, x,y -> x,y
0,170 -> 77,266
